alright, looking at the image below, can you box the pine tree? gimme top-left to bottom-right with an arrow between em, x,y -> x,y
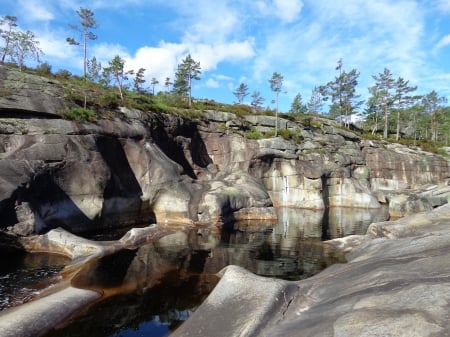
269,72 -> 283,136
0,15 -> 18,63
164,77 -> 172,93
8,30 -> 43,71
322,59 -> 362,125
87,56 -> 102,83
67,8 -> 98,80
306,86 -> 324,115
289,93 -> 307,114
150,77 -> 159,95
173,54 -> 201,107
133,68 -> 146,93
233,83 -> 249,104
250,91 -> 264,110
372,68 -> 395,138
393,77 -> 418,140
103,55 -> 133,101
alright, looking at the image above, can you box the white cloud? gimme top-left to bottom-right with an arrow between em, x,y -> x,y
436,34 -> 450,48
17,0 -> 55,21
252,0 -> 426,91
435,0 -> 450,13
206,78 -> 220,88
215,74 -> 234,81
123,42 -> 186,88
273,0 -> 304,23
254,0 -> 304,23
190,40 -> 255,71
93,43 -> 130,65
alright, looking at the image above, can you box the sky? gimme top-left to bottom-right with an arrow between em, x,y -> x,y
1,0 -> 450,112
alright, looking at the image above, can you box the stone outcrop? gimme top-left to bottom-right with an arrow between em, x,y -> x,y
0,66 -> 449,337
0,65 -> 448,237
0,65 -> 67,117
0,117 -> 276,234
172,203 -> 450,337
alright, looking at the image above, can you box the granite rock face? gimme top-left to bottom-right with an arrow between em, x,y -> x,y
0,65 -> 67,117
0,66 -> 449,236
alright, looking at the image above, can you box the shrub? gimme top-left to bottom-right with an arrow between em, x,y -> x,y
61,108 -> 95,121
98,93 -> 120,109
278,128 -> 304,144
35,62 -> 52,76
54,69 -> 72,79
245,128 -> 262,139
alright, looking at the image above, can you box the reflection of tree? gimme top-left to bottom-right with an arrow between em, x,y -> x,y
47,207 -> 387,335
49,271 -> 218,337
256,241 -> 274,261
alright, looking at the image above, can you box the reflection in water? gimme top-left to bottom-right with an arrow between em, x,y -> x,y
45,206 -> 388,337
0,252 -> 69,311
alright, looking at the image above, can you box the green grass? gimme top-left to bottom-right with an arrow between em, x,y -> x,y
60,108 -> 96,121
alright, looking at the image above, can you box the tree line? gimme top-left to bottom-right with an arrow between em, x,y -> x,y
234,59 -> 449,143
1,9 -> 448,144
0,9 -> 202,110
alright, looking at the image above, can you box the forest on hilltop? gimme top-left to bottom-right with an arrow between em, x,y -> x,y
1,9 -> 449,150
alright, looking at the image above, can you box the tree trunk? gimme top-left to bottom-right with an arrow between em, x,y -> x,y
383,105 -> 388,139
396,110 -> 400,140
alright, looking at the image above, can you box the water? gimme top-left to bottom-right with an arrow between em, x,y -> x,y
1,207 -> 388,337
0,252 -> 70,311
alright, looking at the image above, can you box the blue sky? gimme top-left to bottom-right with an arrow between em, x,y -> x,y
1,0 -> 450,112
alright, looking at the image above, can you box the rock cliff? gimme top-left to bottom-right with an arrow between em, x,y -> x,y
0,64 -> 449,237
1,65 -> 450,337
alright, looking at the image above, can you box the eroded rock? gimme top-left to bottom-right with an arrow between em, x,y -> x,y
173,203 -> 450,337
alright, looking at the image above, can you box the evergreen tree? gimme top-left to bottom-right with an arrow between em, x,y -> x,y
250,91 -> 264,110
233,83 -> 249,104
103,55 -> 133,101
87,56 -> 102,83
173,54 -> 201,107
322,59 -> 362,125
164,77 -> 172,93
67,7 -> 98,80
133,68 -> 146,93
307,86 -> 324,114
8,30 -> 43,71
269,72 -> 284,136
422,90 -> 447,142
0,15 -> 18,63
372,68 -> 395,138
366,85 -> 385,134
150,77 -> 159,95
289,93 -> 307,114
393,77 -> 418,140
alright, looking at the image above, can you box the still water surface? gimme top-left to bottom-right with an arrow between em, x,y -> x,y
2,207 -> 388,337
0,252 -> 69,311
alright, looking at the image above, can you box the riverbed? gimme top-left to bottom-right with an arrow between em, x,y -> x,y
1,207 -> 388,337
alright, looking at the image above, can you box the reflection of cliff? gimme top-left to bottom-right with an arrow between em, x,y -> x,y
71,206 -> 365,296
1,73 -> 449,236
327,206 -> 390,238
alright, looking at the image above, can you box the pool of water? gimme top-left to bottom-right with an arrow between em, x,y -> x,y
0,252 -> 70,311
43,206 -> 388,337
0,206 -> 388,336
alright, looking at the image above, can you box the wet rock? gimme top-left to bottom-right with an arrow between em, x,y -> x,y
173,204 -> 450,337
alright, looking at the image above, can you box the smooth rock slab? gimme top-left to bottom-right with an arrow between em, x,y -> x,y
173,203 -> 450,337
0,287 -> 100,337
